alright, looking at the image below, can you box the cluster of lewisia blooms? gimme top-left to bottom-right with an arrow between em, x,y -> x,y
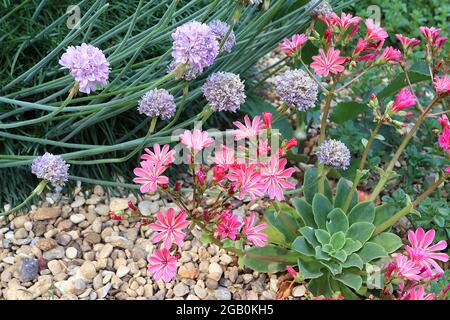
132,113 -> 296,282
385,228 -> 449,300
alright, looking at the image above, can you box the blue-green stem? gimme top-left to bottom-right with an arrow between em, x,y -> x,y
0,180 -> 47,217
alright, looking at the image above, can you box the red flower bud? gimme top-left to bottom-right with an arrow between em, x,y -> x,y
262,112 -> 273,129
284,137 -> 298,151
212,166 -> 226,184
174,181 -> 182,192
324,29 -> 332,45
196,169 -> 206,185
128,200 -> 137,211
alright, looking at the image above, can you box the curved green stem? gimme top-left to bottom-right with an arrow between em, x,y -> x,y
0,180 -> 47,217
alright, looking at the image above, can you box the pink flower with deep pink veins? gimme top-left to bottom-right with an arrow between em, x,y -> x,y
226,163 -> 265,200
391,88 -> 417,113
141,144 -> 175,166
401,286 -> 434,300
215,213 -> 242,240
232,115 -> 265,141
353,38 -> 368,55
405,227 -> 449,275
258,139 -> 270,156
213,145 -> 236,168
439,127 -> 450,151
279,34 -> 308,56
420,26 -> 441,43
439,115 -> 450,129
242,212 -> 268,247
148,248 -> 177,282
311,48 -> 347,77
433,75 -> 450,95
322,12 -> 362,31
392,254 -> 423,281
149,208 -> 190,249
133,161 -> 169,193
379,46 -> 402,63
365,18 -> 388,41
395,34 -> 421,50
259,154 -> 296,201
180,129 -> 214,152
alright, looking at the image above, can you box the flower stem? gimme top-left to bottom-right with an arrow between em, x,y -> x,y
0,180 -> 47,217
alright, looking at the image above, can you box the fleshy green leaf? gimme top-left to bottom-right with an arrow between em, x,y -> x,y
292,236 -> 315,256
243,245 -> 300,273
334,178 -> 357,210
312,193 -> 333,229
319,260 -> 343,276
342,239 -> 363,255
315,229 -> 331,245
300,226 -> 320,247
264,205 -> 300,243
308,274 -> 333,296
335,272 -> 363,291
333,249 -> 348,263
371,233 -> 403,253
292,197 -> 316,228
326,208 -> 349,234
330,231 -> 346,251
357,242 -> 388,263
297,259 -> 324,279
348,201 -> 375,224
303,168 -> 332,204
346,222 -> 375,244
342,253 -> 364,270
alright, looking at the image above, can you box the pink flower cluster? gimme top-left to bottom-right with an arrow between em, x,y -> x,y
387,227 -> 449,300
438,114 -> 450,152
390,88 -> 417,113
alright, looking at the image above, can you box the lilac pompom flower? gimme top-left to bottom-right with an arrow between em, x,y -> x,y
31,153 -> 70,186
203,72 -> 246,112
208,20 -> 236,53
138,89 -> 177,120
316,139 -> 351,170
171,21 -> 219,75
59,43 -> 110,94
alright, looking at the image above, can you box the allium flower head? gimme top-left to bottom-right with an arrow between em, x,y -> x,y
243,212 -> 268,247
171,21 -> 219,74
310,48 -> 347,77
148,248 -> 177,282
391,88 -> 417,113
137,89 -> 176,120
274,69 -> 318,111
208,20 -> 236,53
149,208 -> 190,249
31,153 -> 70,186
316,139 -> 351,170
365,18 -> 388,42
433,75 -> 450,95
306,0 -> 333,18
279,34 -> 308,57
59,43 -> 110,94
167,60 -> 200,81
203,72 -> 246,112
259,154 -> 296,201
180,129 -> 214,152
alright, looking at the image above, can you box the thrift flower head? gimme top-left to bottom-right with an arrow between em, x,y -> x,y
137,88 -> 176,120
148,248 -> 177,282
306,0 -> 333,18
365,18 -> 388,42
141,144 -> 175,167
310,48 -> 347,77
401,286 -> 434,300
31,153 -> 70,186
316,139 -> 351,170
433,75 -> 450,95
259,154 -> 296,201
395,34 -> 421,50
149,209 -> 190,249
438,127 -> 450,152
167,60 -> 200,81
243,212 -> 268,247
171,21 -> 219,74
274,69 -> 318,111
215,213 -> 242,240
203,72 -> 246,112
391,88 -> 417,113
227,164 -> 265,200
231,115 -> 265,141
279,34 -> 308,57
133,161 -> 169,193
180,129 -> 214,152
208,20 -> 236,53
406,227 -> 449,275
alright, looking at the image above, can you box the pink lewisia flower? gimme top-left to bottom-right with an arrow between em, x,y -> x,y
215,213 -> 242,240
180,129 -> 214,152
232,115 -> 265,141
446,167 -> 450,173
213,145 -> 236,168
379,46 -> 402,63
405,227 -> 449,275
401,286 -> 434,300
310,48 -> 347,77
391,88 -> 417,113
433,75 -> 450,95
438,115 -> 450,129
439,127 -> 450,151
227,164 -> 265,200
279,34 -> 308,56
365,18 -> 388,42
259,154 -> 296,201
141,144 -> 175,167
322,12 -> 362,31
392,254 -> 423,281
353,38 -> 368,55
395,34 -> 421,50
148,248 -> 177,282
133,161 -> 169,193
149,208 -> 190,249
420,26 -> 441,43
243,212 -> 268,247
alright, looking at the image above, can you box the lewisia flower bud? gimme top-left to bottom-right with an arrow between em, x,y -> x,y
368,93 -> 379,109
438,115 -> 450,129
196,169 -> 206,185
262,112 -> 273,128
110,212 -> 123,221
284,137 -> 298,151
286,265 -> 298,278
128,200 -> 138,211
212,166 -> 226,183
391,88 -> 417,113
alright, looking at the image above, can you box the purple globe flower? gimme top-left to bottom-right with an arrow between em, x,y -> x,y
316,139 -> 351,170
306,0 -> 333,18
274,69 -> 318,112
59,43 -> 110,94
203,72 -> 246,112
31,153 -> 70,186
138,89 -> 177,120
208,20 -> 236,53
171,21 -> 219,75
167,60 -> 201,81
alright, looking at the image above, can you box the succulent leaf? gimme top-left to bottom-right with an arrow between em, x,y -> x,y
326,208 -> 349,234
348,201 -> 375,224
346,222 -> 375,244
312,193 -> 333,228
